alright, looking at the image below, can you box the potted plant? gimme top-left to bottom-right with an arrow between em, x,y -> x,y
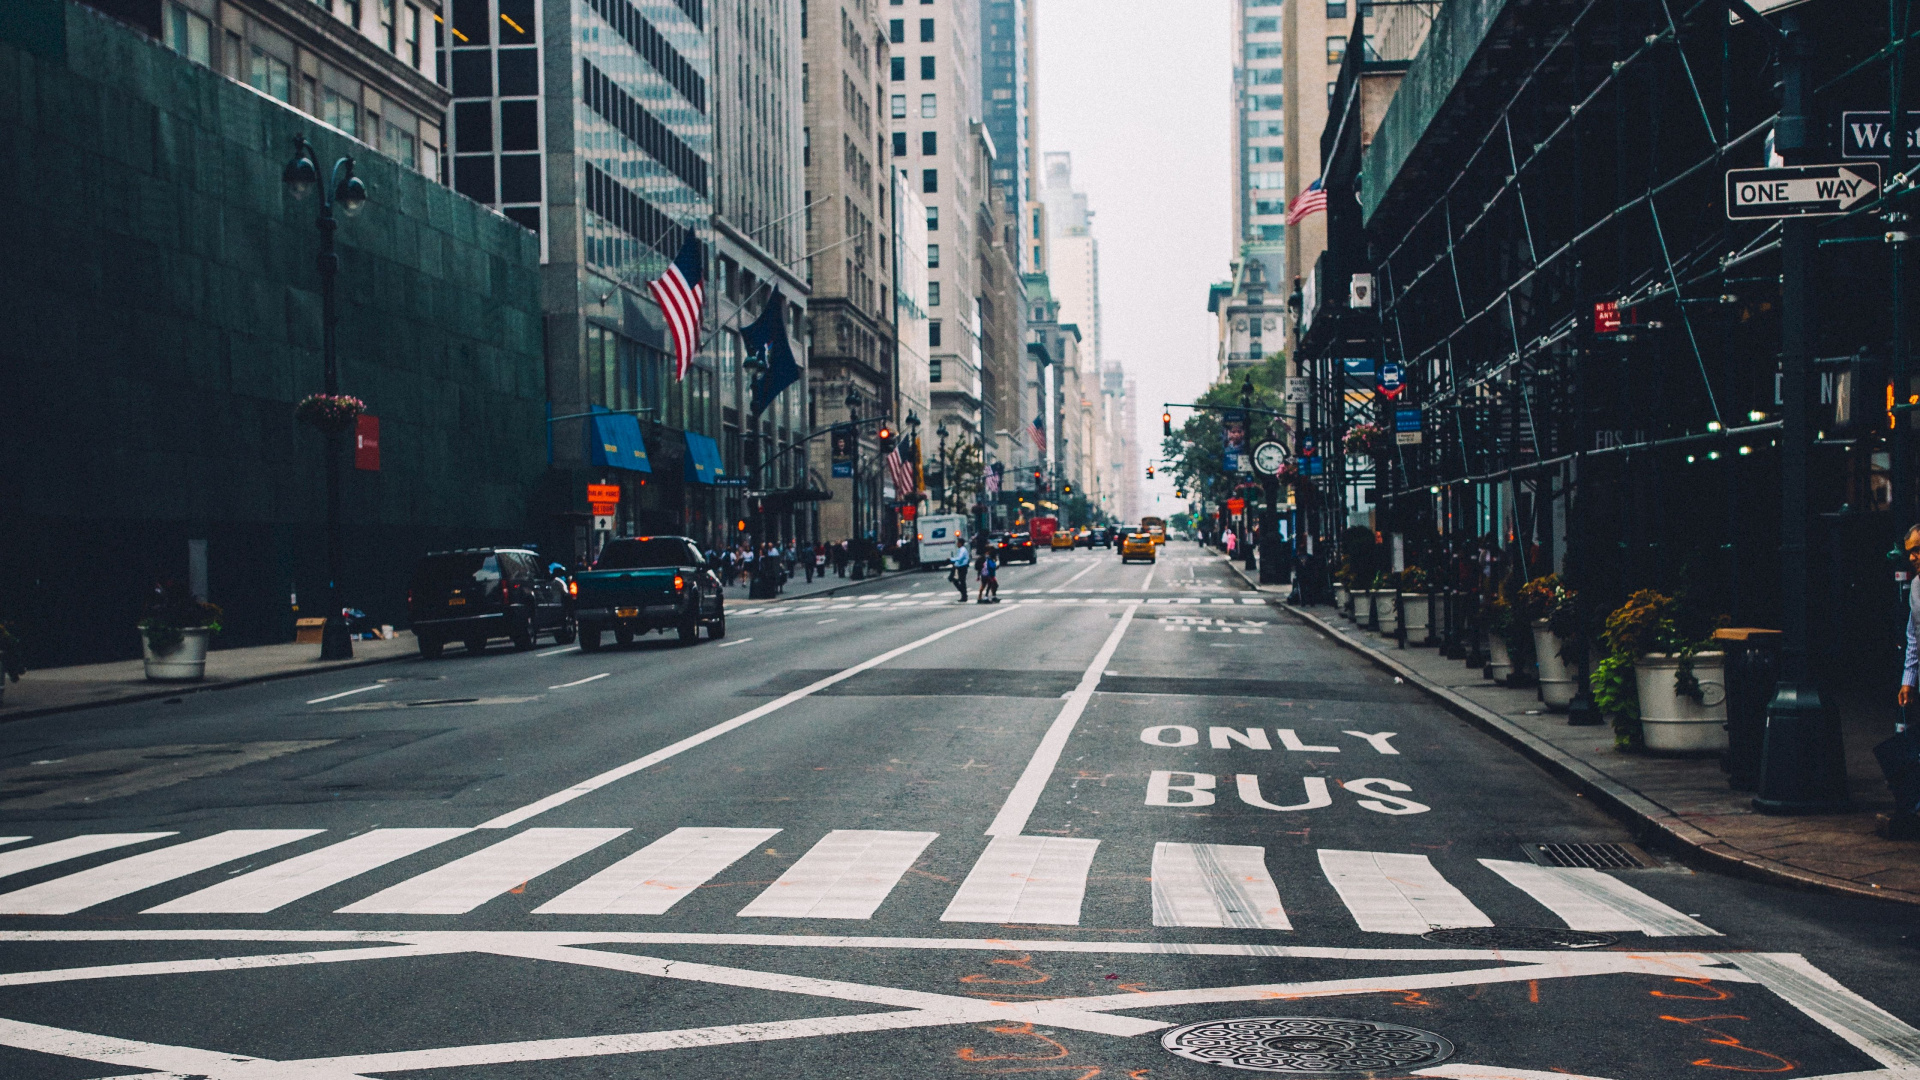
1519,575 -> 1581,710
294,393 -> 367,434
1592,589 -> 1727,753
1487,594 -> 1516,684
139,581 -> 223,682
1375,571 -> 1401,635
1344,423 -> 1388,457
1332,562 -> 1351,612
1398,566 -> 1433,644
0,622 -> 23,706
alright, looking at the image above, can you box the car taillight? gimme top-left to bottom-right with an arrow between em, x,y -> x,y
567,580 -> 578,597
673,575 -> 685,590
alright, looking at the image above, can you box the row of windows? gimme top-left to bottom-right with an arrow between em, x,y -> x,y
1249,92 -> 1283,112
1247,145 -> 1284,163
453,99 -> 538,154
449,0 -> 533,47
453,150 -> 541,206
584,161 -> 688,259
886,17 -> 935,43
583,59 -> 709,195
450,47 -> 538,98
889,93 -> 937,118
888,55 -> 936,80
585,0 -> 708,113
888,130 -> 937,156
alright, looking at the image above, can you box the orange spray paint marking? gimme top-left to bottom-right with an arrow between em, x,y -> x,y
957,1021 -> 1070,1062
1651,978 -> 1731,1001
1528,979 -> 1541,1004
1657,1015 -> 1798,1073
507,880 -> 528,895
961,954 -> 1051,986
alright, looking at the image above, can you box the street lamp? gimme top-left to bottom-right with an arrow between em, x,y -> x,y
283,135 -> 367,661
845,386 -> 863,542
935,422 -> 950,513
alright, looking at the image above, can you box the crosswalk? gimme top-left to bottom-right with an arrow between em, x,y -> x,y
0,828 -> 1719,937
729,596 -> 1271,617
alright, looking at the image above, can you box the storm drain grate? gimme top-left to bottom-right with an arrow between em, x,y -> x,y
1524,841 -> 1653,869
1159,1017 -> 1453,1073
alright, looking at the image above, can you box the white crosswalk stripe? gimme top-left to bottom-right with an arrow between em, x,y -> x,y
1317,849 -> 1494,934
1478,858 -> 1721,936
1151,842 -> 1291,929
940,836 -> 1099,925
535,827 -> 780,915
0,833 -> 175,883
335,828 -> 628,915
145,829 -> 473,914
737,829 -> 936,919
0,830 -> 321,914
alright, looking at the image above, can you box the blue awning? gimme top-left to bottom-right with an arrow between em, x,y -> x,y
684,432 -> 725,485
588,410 -> 652,473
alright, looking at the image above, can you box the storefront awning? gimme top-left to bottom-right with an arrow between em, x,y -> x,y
683,432 -> 725,485
588,410 -> 652,472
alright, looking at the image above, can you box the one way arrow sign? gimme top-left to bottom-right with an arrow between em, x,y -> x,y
1725,162 -> 1881,219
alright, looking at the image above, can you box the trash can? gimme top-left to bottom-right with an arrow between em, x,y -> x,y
1715,627 -> 1782,791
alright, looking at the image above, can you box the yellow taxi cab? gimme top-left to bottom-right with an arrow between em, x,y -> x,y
1050,530 -> 1077,550
1119,532 -> 1157,563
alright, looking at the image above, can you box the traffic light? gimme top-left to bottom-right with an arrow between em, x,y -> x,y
876,423 -> 895,452
1033,469 -> 1043,487
1146,465 -> 1155,479
1162,411 -> 1172,437
1064,483 -> 1073,495
1175,487 -> 1186,498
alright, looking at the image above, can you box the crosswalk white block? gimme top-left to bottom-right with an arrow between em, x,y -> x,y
336,828 -> 627,915
941,836 -> 1099,925
535,827 -> 780,914
146,829 -> 473,913
0,834 -> 174,883
1478,858 -> 1720,937
0,831 -> 321,915
1151,843 -> 1291,929
1317,849 -> 1493,934
738,830 -> 936,919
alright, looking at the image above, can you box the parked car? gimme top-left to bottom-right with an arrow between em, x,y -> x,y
572,535 -> 725,649
995,531 -> 1038,564
409,548 -> 576,659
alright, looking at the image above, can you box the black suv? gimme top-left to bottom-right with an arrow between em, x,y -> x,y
408,548 -> 576,659
994,532 -> 1039,564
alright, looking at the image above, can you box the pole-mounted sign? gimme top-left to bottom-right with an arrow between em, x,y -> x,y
1377,361 -> 1406,400
1724,162 -> 1880,219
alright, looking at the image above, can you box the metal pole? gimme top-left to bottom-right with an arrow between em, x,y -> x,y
317,188 -> 352,661
1891,0 -> 1913,521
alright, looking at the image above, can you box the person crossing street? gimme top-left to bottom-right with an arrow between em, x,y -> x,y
947,541 -> 970,602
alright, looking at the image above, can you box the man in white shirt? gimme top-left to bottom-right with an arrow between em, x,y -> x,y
948,543 -> 970,603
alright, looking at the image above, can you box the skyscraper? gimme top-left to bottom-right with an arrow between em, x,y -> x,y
1232,0 -> 1287,296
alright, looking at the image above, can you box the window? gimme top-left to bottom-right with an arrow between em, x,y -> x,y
1326,0 -> 1346,17
891,131 -> 906,156
1248,119 -> 1283,137
890,56 -> 904,80
919,55 -> 934,79
930,357 -> 943,382
918,17 -> 933,41
890,93 -> 907,118
927,205 -> 938,230
803,126 -> 810,165
1249,171 -> 1284,188
1249,16 -> 1278,32
1255,199 -> 1287,216
1250,67 -> 1284,85
404,3 -> 420,65
927,244 -> 940,267
1031,210 -> 1040,238
929,281 -> 941,306
1253,93 -> 1283,111
920,130 -> 936,154
1328,81 -> 1338,100
1248,43 -> 1282,59
344,0 -> 362,28
249,47 -> 291,102
1326,36 -> 1346,64
929,320 -> 942,346
386,121 -> 417,169
165,3 -> 211,64
1250,145 -> 1284,163
921,168 -> 936,192
919,93 -> 936,118
379,0 -> 396,50
324,88 -> 359,137
497,48 -> 536,94
888,18 -> 903,42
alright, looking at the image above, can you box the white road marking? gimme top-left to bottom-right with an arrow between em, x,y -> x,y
1140,565 -> 1158,589
715,638 -> 753,648
1727,952 -> 1920,1070
0,831 -> 321,915
1317,849 -> 1494,934
1151,842 -> 1290,929
0,944 -> 445,989
305,684 -> 384,704
940,836 -> 1099,925
336,828 -> 628,914
1344,730 -> 1401,754
535,827 -> 779,915
986,603 -> 1140,837
816,618 -> 838,624
1277,728 -> 1341,752
1236,775 -> 1333,811
0,834 -> 175,882
737,830 -> 936,920
1478,859 -> 1721,937
1048,562 -> 1101,593
1415,1066 -> 1620,1080
536,646 -> 580,657
548,673 -> 610,690
145,830 -> 473,914
476,606 -> 1012,829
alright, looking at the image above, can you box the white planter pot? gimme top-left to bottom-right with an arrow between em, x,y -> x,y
1532,619 -> 1578,710
1334,584 -> 1349,610
1634,651 -> 1728,752
1401,593 -> 1431,641
1487,633 -> 1513,683
1375,591 -> 1399,634
143,627 -> 211,682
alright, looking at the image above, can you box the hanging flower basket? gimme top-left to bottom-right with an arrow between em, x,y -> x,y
1275,460 -> 1309,489
295,394 -> 367,434
1344,422 -> 1388,456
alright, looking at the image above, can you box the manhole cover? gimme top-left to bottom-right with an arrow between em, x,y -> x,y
1422,926 -> 1615,949
1159,1016 -> 1453,1073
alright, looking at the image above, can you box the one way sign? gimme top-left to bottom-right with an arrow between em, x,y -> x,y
1725,162 -> 1881,219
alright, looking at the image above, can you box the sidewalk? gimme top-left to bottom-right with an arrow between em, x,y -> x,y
717,559 -> 932,604
1282,589 -> 1920,908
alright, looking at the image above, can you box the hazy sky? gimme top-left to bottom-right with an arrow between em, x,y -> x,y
1036,0 -> 1230,514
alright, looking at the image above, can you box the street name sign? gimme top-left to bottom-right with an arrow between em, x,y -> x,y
1724,163 -> 1880,219
1840,110 -> 1920,159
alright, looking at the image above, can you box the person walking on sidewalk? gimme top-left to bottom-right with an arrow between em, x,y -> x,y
947,542 -> 971,602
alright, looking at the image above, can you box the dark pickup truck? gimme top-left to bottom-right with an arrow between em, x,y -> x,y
573,535 -> 725,650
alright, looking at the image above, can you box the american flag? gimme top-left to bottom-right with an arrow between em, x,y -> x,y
648,230 -> 706,380
1284,177 -> 1327,225
984,462 -> 1002,495
1029,415 -> 1047,453
883,448 -> 917,498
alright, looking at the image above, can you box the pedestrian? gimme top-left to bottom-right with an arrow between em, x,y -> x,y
977,545 -> 999,603
1899,525 -> 1920,709
947,541 -> 970,602
802,542 -> 816,583
814,543 -> 827,583
835,540 -> 849,577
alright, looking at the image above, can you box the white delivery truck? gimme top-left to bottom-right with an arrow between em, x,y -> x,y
917,514 -> 968,568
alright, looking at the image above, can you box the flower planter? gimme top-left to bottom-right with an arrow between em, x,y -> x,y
1363,590 -> 1380,629
1487,633 -> 1513,684
1376,591 -> 1399,635
1401,592 -> 1432,644
1532,619 -> 1579,710
1633,651 -> 1728,752
1333,584 -> 1349,611
1344,586 -> 1357,617
143,627 -> 211,682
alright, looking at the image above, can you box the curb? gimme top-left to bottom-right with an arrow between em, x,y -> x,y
0,648 -> 413,725
1282,601 -> 1920,909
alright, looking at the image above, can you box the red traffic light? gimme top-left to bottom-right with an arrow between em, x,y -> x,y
1146,466 -> 1155,479
1162,411 -> 1172,437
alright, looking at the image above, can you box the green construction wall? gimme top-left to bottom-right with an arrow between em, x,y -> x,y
0,0 -> 549,665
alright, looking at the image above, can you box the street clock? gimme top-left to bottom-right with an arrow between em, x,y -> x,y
1252,441 -> 1288,476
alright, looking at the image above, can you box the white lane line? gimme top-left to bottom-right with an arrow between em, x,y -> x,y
940,835 -> 1099,925
337,828 -> 628,915
1047,562 -> 1101,593
1140,565 -> 1158,590
1151,843 -> 1291,929
0,831 -> 322,915
985,603 -> 1140,837
1727,952 -> 1920,1070
0,835 -> 175,882
1477,859 -> 1719,937
715,638 -> 754,648
549,673 -> 611,690
306,684 -> 384,705
1317,850 -> 1493,934
536,827 -> 780,915
146,829 -> 474,914
1414,1066 -> 1620,1079
477,606 -> 1013,830
817,618 -> 839,624
536,646 -> 580,657
737,830 -> 936,920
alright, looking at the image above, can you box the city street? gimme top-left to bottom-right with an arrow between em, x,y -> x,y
0,546 -> 1915,1079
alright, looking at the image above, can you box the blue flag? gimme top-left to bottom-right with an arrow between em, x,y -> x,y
746,293 -> 801,416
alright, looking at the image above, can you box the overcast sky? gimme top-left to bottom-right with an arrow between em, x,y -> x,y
1036,0 -> 1230,515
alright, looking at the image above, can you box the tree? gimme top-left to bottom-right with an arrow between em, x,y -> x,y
1161,354 -> 1291,507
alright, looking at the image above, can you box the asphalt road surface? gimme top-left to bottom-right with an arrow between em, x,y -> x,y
1,544 -> 1918,1080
